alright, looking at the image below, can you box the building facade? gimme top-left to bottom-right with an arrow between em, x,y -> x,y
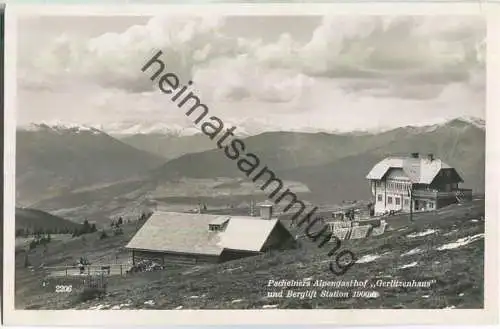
366,153 -> 473,216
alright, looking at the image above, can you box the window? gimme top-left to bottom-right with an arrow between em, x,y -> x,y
429,202 -> 434,209
377,194 -> 383,202
404,199 -> 409,206
395,197 -> 401,205
387,196 -> 393,204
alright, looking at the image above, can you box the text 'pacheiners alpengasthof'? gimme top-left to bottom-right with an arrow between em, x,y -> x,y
141,49 -> 357,275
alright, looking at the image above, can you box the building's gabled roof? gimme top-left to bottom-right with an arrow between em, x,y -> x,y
125,211 -> 288,256
366,156 -> 463,184
219,217 -> 278,251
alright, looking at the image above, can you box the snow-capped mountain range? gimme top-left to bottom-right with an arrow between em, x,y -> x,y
16,116 -> 485,136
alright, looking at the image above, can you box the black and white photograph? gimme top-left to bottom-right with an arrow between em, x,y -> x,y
3,3 -> 498,326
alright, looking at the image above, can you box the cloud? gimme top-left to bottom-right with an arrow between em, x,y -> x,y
20,15 -> 233,93
19,15 -> 485,96
17,14 -> 486,132
192,55 -> 315,104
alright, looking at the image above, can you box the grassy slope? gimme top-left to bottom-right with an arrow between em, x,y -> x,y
151,121 -> 484,190
16,128 -> 165,205
15,200 -> 485,310
15,221 -> 142,308
15,208 -> 82,232
29,179 -> 158,223
119,133 -> 216,160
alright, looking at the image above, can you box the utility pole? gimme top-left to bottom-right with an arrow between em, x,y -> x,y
408,187 -> 413,222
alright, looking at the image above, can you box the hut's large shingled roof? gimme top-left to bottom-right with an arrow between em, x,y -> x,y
125,211 -> 284,255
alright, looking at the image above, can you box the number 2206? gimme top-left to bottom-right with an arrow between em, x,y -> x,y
55,285 -> 72,293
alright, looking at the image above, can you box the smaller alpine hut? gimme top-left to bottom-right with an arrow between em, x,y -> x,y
125,202 -> 295,266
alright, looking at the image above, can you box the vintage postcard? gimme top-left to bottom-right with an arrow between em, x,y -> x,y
3,2 -> 499,326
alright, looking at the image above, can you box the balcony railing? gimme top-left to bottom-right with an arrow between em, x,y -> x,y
412,188 -> 473,200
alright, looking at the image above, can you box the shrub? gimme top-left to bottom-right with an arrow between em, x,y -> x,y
77,287 -> 106,302
24,253 -> 30,268
28,239 -> 38,250
99,231 -> 108,240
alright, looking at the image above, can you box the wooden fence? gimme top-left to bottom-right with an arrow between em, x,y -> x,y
44,263 -> 130,278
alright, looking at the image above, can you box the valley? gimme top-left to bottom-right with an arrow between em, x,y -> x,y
15,118 -> 485,225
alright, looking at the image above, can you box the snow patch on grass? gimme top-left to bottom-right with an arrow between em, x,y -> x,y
356,254 -> 381,264
182,266 -> 204,275
222,266 -> 242,273
398,261 -> 418,269
357,252 -> 392,264
437,234 -> 484,251
401,248 -> 422,257
262,304 -> 279,309
88,304 -> 110,310
406,229 -> 437,238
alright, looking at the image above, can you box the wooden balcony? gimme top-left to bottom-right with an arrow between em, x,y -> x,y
412,188 -> 473,200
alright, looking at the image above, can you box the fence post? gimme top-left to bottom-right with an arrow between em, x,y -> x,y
88,266 -> 90,275
120,264 -> 123,276
65,266 -> 68,277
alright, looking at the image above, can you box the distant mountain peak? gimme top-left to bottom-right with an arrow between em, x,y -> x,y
450,116 -> 485,130
380,116 -> 485,135
19,122 -> 104,135
17,115 -> 485,137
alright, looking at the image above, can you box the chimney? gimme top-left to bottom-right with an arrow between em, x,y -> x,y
249,200 -> 255,217
427,153 -> 434,161
411,152 -> 419,159
259,204 -> 273,220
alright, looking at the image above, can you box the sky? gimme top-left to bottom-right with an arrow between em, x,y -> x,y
17,14 -> 486,134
